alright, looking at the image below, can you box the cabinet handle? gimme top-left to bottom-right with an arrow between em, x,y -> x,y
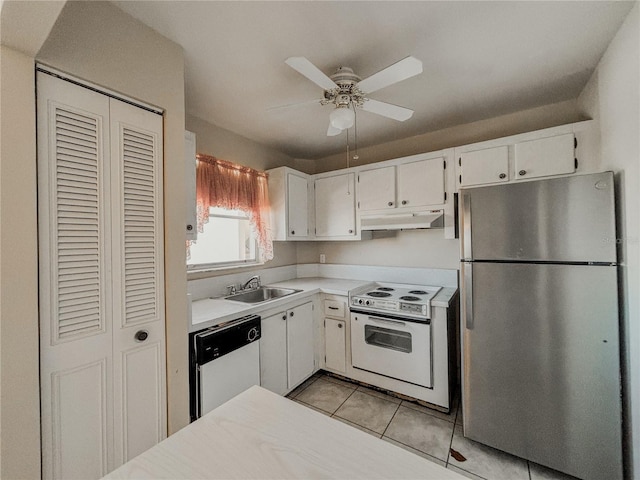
134,330 -> 149,342
499,173 -> 506,179
388,201 -> 393,206
290,311 -> 294,317
401,200 -> 407,205
186,224 -> 193,231
338,323 -> 343,329
519,170 -> 527,176
282,315 -> 287,321
328,306 -> 339,310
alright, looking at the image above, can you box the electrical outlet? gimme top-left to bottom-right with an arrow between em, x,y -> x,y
319,254 -> 326,264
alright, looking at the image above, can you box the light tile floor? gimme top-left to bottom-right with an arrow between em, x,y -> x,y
287,372 -> 580,480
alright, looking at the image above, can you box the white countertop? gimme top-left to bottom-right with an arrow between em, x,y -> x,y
104,385 -> 464,480
191,277 -> 458,332
190,277 -> 375,332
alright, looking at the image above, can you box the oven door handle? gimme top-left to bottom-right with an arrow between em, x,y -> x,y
368,316 -> 407,327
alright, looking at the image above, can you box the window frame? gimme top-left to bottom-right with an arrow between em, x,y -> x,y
187,207 -> 263,272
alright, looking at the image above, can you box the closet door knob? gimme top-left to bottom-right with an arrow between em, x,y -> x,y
134,330 -> 149,342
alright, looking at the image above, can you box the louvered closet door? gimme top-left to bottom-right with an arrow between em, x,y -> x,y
38,73 -> 166,479
109,99 -> 166,466
37,72 -> 114,480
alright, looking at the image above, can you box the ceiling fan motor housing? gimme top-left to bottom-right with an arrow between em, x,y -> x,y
324,66 -> 365,108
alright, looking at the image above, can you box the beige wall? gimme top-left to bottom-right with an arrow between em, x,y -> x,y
0,45 -> 41,480
38,1 -> 190,435
578,4 -> 639,477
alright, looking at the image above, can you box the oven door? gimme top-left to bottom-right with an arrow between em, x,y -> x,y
350,311 -> 432,388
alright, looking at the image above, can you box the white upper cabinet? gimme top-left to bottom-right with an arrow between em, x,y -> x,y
314,172 -> 356,238
514,133 -> 575,180
358,158 -> 445,212
358,165 -> 396,211
268,167 -> 311,241
455,124 -> 584,189
397,158 -> 445,208
458,146 -> 509,187
287,172 -> 310,238
184,131 -> 197,240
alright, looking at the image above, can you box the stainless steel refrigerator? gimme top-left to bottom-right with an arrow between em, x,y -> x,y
459,171 -> 622,479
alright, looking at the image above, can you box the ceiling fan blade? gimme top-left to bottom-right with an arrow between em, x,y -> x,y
266,98 -> 323,112
357,56 -> 423,94
361,99 -> 414,121
327,123 -> 342,136
285,57 -> 338,91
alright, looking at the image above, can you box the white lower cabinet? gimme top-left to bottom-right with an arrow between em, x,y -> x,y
323,296 -> 348,374
324,318 -> 346,373
260,302 -> 314,395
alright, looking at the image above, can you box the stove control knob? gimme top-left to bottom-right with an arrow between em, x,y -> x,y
365,300 -> 371,306
358,299 -> 364,305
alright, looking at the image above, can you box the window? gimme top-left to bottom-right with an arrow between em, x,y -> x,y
187,207 -> 259,269
186,153 -> 273,270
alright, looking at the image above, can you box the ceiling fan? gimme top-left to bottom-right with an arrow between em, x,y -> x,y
283,56 -> 423,136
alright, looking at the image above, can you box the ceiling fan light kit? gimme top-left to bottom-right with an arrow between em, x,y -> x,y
284,55 -> 423,137
329,106 -> 355,130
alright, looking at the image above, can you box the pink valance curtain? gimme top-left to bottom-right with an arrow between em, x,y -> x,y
192,154 -> 273,262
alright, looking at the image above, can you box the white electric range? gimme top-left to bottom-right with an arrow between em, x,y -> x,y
349,283 -> 442,389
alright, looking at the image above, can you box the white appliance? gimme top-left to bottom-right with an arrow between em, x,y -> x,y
190,315 -> 261,420
349,283 -> 441,388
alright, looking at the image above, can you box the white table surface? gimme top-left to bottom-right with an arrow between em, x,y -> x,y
104,385 -> 465,479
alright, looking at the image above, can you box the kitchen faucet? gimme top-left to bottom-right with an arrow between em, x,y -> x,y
241,275 -> 261,291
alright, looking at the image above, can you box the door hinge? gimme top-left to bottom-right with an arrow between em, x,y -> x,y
444,192 -> 447,202
459,174 -> 462,184
575,158 -> 579,170
357,201 -> 360,209
574,137 -> 578,149
357,175 -> 359,183
458,157 -> 462,167
443,160 -> 446,169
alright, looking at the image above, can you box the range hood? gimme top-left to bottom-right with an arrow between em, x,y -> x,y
360,210 -> 444,231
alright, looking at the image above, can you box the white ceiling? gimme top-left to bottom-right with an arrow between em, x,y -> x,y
113,1 -> 633,160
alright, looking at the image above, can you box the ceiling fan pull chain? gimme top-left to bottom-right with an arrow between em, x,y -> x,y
352,103 -> 359,161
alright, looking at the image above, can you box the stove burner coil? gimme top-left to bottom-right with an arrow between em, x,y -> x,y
408,290 -> 428,295
377,287 -> 395,292
367,291 -> 392,298
400,296 -> 421,302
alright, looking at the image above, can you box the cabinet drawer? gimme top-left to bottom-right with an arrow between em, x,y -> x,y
324,299 -> 346,319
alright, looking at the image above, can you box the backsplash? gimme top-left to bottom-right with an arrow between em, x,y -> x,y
188,263 -> 458,301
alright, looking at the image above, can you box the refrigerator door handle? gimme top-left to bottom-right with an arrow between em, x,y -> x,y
462,193 -> 472,260
464,262 -> 473,329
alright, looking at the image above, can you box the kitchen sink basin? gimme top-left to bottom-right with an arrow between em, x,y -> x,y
224,286 -> 302,304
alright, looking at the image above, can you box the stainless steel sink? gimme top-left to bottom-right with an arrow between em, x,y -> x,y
224,286 -> 302,304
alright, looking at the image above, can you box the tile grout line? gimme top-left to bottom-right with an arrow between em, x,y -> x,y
380,402 -> 402,438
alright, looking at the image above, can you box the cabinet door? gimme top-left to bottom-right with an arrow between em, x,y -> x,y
287,173 -> 309,238
286,302 -> 315,389
184,131 -> 197,240
358,165 -> 396,211
324,318 -> 346,373
459,146 -> 509,187
514,133 -> 575,180
397,158 -> 445,207
315,173 -> 356,237
260,312 -> 288,395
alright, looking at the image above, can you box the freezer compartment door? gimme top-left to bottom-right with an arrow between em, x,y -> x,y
460,172 -> 617,263
461,262 -> 622,480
